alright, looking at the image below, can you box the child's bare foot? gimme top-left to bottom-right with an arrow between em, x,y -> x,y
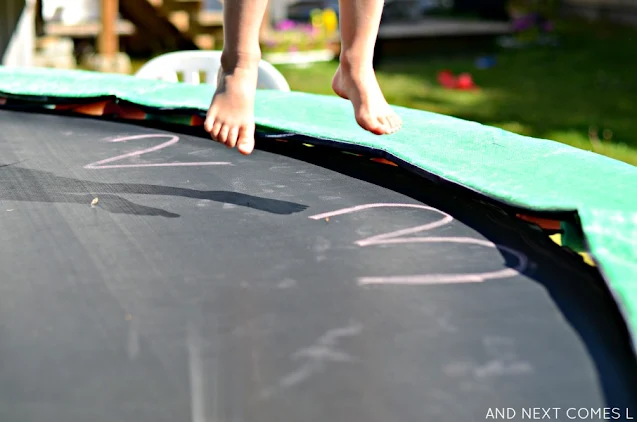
204,59 -> 259,155
332,60 -> 402,135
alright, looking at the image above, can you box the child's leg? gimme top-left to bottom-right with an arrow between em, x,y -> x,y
204,0 -> 269,155
332,0 -> 402,135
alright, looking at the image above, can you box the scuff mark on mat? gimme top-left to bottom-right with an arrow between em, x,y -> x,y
259,322 -> 362,399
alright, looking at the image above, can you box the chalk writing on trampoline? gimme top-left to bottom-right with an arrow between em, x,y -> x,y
309,203 -> 529,285
84,134 -> 233,169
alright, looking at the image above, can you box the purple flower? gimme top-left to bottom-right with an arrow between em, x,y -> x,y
512,16 -> 532,32
276,20 -> 296,31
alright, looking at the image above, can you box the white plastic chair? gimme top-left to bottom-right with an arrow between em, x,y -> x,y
135,50 -> 291,91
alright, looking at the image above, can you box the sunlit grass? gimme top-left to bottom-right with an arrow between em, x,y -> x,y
275,19 -> 637,166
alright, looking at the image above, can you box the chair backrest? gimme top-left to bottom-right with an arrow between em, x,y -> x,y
135,50 -> 291,91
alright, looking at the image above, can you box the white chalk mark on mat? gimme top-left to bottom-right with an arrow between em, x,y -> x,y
259,322 -> 362,399
127,324 -> 140,360
84,134 -> 233,169
277,278 -> 297,289
309,203 -> 529,285
91,162 -> 232,169
309,203 -> 444,220
359,239 -> 527,285
187,323 -> 208,422
188,149 -> 210,155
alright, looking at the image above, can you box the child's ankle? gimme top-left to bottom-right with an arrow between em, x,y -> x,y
221,49 -> 261,71
339,50 -> 373,72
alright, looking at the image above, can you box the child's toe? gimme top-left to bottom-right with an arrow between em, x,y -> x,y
204,115 -> 215,132
218,125 -> 230,144
388,114 -> 402,131
377,115 -> 392,132
210,121 -> 223,141
227,127 -> 240,148
237,126 -> 255,155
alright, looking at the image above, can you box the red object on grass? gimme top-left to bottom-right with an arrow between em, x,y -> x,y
456,73 -> 477,90
437,70 -> 478,90
437,70 -> 457,89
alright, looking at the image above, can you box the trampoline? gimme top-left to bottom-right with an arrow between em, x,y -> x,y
1,67 -> 637,421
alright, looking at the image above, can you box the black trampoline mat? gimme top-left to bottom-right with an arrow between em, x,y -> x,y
0,109 -> 636,422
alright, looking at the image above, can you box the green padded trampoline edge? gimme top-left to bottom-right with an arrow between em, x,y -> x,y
1,66 -> 636,350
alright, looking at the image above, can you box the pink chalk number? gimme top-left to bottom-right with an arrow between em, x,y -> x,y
85,134 -> 232,169
309,203 -> 528,285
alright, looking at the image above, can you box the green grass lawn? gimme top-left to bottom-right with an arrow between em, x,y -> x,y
275,20 -> 637,166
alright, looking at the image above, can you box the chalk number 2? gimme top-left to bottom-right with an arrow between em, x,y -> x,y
309,203 -> 528,285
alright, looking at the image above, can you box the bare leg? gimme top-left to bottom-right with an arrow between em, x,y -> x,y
332,0 -> 402,134
204,0 -> 268,154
